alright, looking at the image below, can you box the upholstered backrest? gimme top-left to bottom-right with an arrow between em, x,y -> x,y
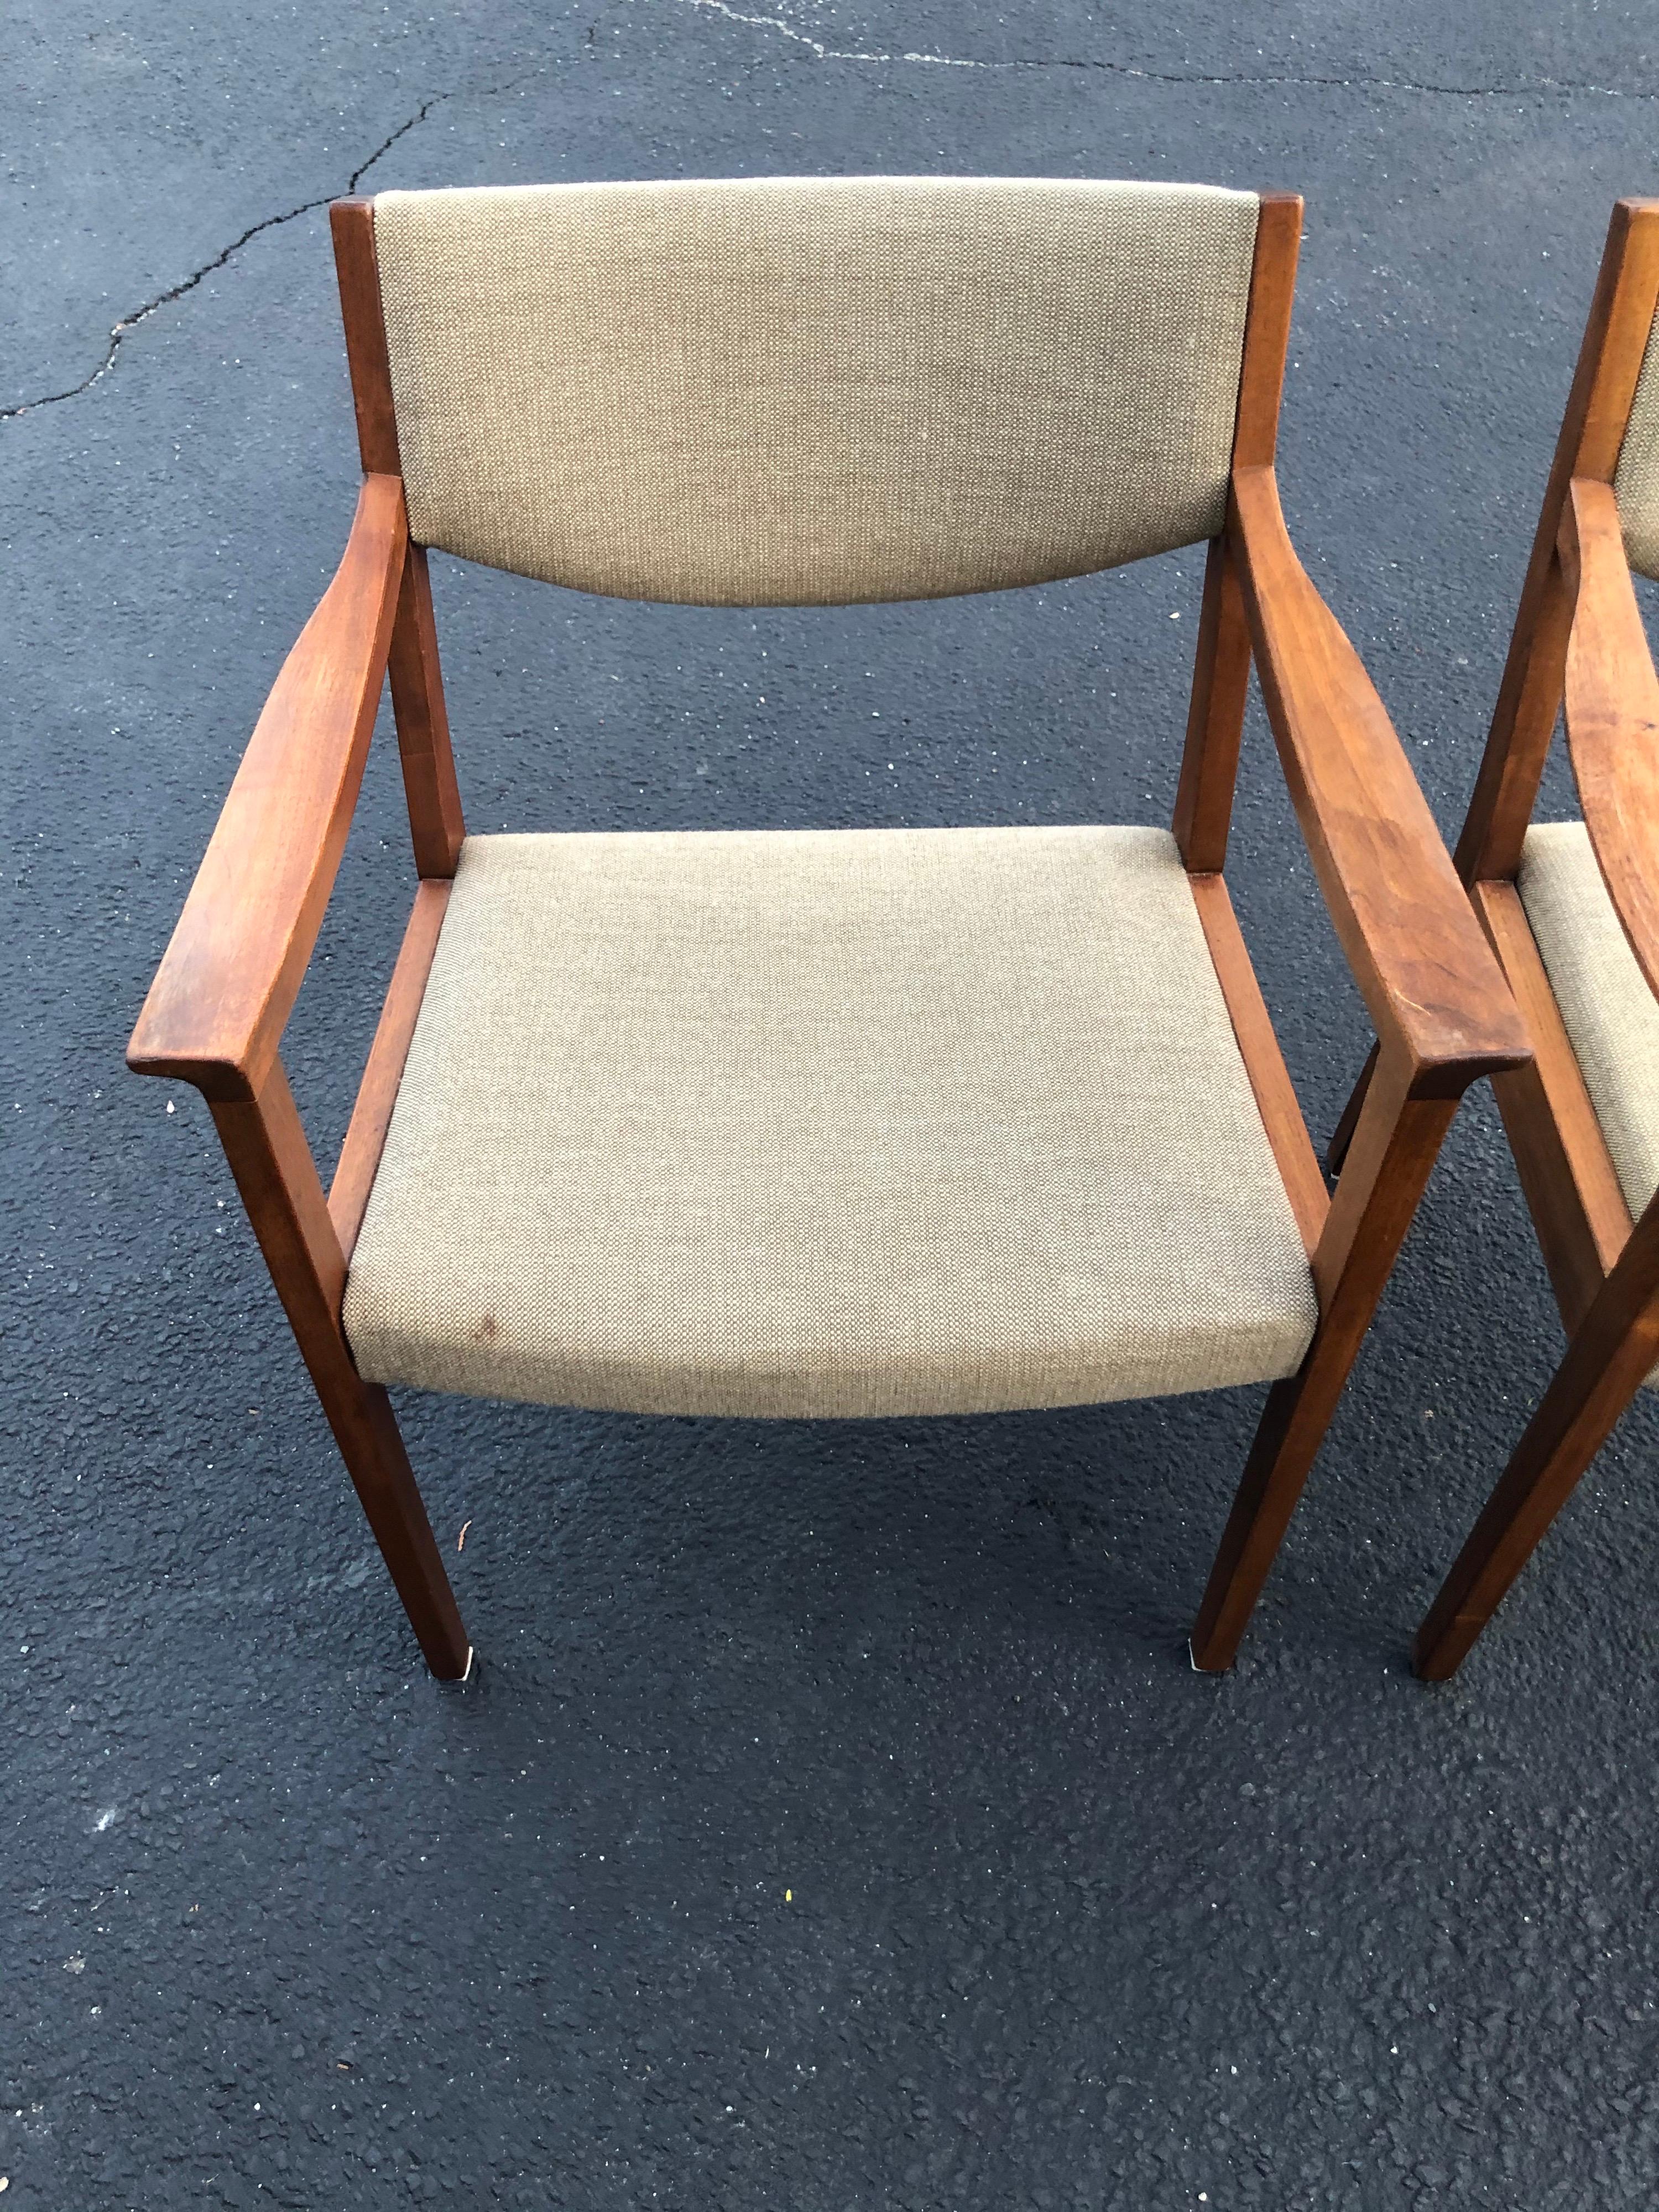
1616,305 -> 1659,581
371,178 -> 1261,606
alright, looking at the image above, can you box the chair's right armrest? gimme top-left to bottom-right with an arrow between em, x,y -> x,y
1231,464 -> 1532,1094
127,473 -> 408,1101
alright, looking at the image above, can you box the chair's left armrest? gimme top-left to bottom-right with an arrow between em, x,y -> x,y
1558,475 -> 1659,1005
128,473 -> 408,1102
1230,464 -> 1531,1093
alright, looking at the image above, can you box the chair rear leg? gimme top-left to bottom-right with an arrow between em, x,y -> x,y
1413,1319 -> 1648,1682
1415,1185 -> 1659,1679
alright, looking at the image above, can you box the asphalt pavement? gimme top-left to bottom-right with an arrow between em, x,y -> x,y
8,3 -> 1659,2204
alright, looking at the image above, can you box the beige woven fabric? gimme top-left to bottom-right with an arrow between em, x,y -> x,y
342,825 -> 1316,1418
371,177 -> 1260,606
1519,821 -> 1659,1223
1615,305 -> 1659,581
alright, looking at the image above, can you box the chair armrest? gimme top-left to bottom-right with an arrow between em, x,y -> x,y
1558,475 -> 1659,1004
128,474 -> 409,1100
1230,464 -> 1531,1091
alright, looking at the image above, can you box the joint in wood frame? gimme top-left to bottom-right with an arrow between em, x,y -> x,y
1312,1042 -> 1460,1317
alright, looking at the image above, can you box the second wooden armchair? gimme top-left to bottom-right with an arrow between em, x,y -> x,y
128,178 -> 1527,1681
1392,200 -> 1659,1678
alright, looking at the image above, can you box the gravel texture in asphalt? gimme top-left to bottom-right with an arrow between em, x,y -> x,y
8,3 -> 1659,2205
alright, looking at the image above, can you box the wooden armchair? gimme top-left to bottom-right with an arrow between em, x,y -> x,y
1379,200 -> 1659,1678
127,179 -> 1526,1682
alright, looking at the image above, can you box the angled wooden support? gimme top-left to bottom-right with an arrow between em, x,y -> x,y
1414,1191 -> 1659,1681
330,879 -> 453,1264
1190,871 -> 1329,1258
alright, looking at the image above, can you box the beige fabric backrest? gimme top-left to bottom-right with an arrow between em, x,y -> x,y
372,177 -> 1261,606
1616,304 -> 1659,581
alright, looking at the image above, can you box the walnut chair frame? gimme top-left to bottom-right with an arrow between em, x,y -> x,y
127,187 -> 1527,1682
1352,198 -> 1659,1680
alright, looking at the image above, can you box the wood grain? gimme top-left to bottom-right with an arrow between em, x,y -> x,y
1229,463 -> 1531,1088
1456,199 -> 1659,883
1231,191 -> 1302,471
1173,534 -> 1253,873
330,197 -> 401,476
127,475 -> 407,1099
329,879 -> 451,1264
1172,191 -> 1301,872
333,199 -> 466,878
387,544 -> 466,878
1190,870 -> 1328,1257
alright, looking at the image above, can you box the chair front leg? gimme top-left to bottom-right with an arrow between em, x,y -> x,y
1413,1196 -> 1659,1679
209,1058 -> 472,1680
1190,1045 -> 1460,1671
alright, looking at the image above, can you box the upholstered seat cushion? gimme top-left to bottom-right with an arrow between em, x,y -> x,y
1519,820 -> 1659,1220
342,825 -> 1317,1418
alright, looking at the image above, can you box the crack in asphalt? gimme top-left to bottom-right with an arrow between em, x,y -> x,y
669,0 -> 1659,103
3,84 -> 484,424
666,0 -> 977,67
12,4 -> 1651,427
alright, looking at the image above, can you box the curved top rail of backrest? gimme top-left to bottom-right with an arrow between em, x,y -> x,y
366,176 -> 1262,606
